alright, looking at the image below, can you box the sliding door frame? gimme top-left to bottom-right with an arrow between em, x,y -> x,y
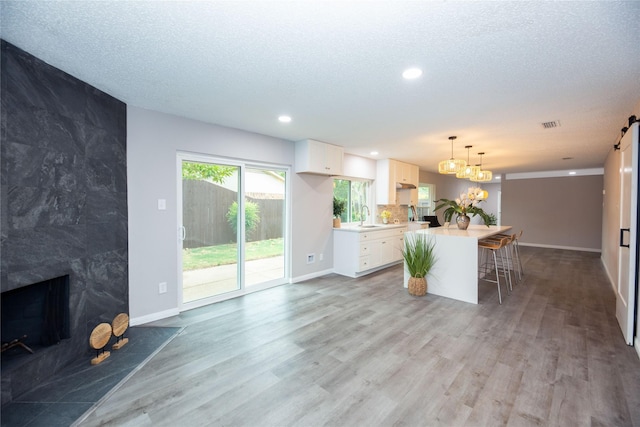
177,151 -> 291,312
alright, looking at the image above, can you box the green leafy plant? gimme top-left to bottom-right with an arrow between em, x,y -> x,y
487,213 -> 498,226
227,200 -> 260,236
333,197 -> 346,218
402,233 -> 437,278
435,186 -> 491,227
182,162 -> 235,183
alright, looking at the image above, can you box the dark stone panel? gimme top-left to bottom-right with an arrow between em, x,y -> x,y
85,86 -> 125,134
86,218 -> 127,255
86,189 -> 125,225
1,39 -> 127,405
4,104 -> 84,154
84,249 -> 128,326
4,261 -> 72,293
5,142 -> 57,188
85,125 -> 125,164
49,189 -> 87,227
2,42 -> 87,123
5,226 -> 86,274
7,186 -> 53,229
84,122 -> 127,192
86,157 -> 118,192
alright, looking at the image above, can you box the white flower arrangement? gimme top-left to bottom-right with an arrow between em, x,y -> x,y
436,186 -> 491,226
455,186 -> 488,210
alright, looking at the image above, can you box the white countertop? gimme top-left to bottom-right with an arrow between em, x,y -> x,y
412,224 -> 512,240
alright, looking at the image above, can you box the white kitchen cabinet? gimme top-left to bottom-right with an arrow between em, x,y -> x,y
333,226 -> 407,278
295,139 -> 344,175
376,159 -> 419,205
394,161 -> 419,186
375,159 -> 396,205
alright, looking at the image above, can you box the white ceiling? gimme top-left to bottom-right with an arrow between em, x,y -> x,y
2,1 -> 639,176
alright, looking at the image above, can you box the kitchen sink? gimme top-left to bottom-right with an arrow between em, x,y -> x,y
359,224 -> 383,228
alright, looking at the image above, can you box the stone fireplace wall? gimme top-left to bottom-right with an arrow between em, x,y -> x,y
1,40 -> 128,404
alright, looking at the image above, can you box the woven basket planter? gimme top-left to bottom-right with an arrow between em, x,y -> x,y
408,276 -> 427,296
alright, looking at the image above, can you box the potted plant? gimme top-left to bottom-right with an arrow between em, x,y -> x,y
402,233 -> 437,296
333,197 -> 346,228
435,186 -> 491,230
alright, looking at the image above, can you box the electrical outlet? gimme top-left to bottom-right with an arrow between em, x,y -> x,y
307,253 -> 315,264
319,253 -> 324,261
158,282 -> 167,294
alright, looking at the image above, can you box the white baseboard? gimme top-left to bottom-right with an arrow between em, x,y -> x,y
635,339 -> 640,361
518,242 -> 601,253
291,268 -> 333,283
130,308 -> 180,326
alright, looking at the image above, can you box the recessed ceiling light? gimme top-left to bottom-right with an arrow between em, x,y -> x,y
569,171 -> 576,175
402,68 -> 423,79
278,115 -> 291,123
370,151 -> 379,156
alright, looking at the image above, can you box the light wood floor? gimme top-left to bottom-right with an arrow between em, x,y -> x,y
78,247 -> 640,426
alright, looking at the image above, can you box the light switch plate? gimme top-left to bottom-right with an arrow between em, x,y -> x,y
158,199 -> 166,210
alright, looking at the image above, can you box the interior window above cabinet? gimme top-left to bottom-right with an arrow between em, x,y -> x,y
295,139 -> 344,175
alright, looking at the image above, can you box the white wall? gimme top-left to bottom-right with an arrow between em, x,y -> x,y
127,107 -> 333,323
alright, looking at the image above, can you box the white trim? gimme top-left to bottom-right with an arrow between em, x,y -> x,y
635,339 -> 640,361
291,268 -> 334,283
130,308 -> 180,326
519,242 -> 601,253
505,168 -> 604,180
601,255 -> 618,293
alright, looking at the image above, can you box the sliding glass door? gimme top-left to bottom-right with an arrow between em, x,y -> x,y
244,167 -> 286,287
178,154 -> 288,309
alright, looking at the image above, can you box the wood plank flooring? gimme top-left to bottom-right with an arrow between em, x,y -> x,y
77,247 -> 640,426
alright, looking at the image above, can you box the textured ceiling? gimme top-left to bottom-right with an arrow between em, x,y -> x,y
2,1 -> 639,176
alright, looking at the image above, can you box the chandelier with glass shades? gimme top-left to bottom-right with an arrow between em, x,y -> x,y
438,136 -> 466,174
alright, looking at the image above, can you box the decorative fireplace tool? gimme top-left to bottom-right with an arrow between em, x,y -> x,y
1,335 -> 34,354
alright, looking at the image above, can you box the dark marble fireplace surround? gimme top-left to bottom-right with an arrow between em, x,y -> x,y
1,40 -> 129,405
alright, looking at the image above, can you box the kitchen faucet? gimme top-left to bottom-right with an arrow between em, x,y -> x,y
360,205 -> 370,226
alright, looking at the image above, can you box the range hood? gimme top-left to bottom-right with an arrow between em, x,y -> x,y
396,182 -> 417,189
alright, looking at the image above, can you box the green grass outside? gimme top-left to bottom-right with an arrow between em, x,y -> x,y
183,238 -> 284,271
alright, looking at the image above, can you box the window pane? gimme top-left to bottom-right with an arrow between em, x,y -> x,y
334,178 -> 371,223
333,179 -> 350,222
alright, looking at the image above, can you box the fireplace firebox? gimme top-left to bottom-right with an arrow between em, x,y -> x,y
1,275 -> 71,360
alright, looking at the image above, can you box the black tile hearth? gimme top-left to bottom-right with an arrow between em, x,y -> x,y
0,326 -> 180,427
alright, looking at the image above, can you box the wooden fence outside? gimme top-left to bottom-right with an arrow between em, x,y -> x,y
182,180 -> 284,249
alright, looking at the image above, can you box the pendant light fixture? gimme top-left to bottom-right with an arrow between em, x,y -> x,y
470,152 -> 493,182
456,145 -> 480,179
438,136 -> 466,174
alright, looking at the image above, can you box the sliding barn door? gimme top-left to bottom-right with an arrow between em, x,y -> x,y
616,122 -> 638,345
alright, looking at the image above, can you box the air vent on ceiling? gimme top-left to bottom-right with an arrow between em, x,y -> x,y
541,120 -> 561,129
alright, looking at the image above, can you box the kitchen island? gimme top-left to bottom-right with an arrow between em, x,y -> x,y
403,224 -> 512,304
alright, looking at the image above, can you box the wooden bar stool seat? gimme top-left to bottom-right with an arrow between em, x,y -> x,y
478,236 -> 510,304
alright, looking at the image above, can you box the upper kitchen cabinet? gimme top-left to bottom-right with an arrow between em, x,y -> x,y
376,159 -> 419,205
395,161 -> 419,186
295,139 -> 344,175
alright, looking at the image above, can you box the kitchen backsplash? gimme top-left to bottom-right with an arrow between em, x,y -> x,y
376,205 -> 408,223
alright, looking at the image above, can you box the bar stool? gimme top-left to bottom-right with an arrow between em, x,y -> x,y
478,236 -> 510,304
483,233 -> 516,290
491,230 -> 524,283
